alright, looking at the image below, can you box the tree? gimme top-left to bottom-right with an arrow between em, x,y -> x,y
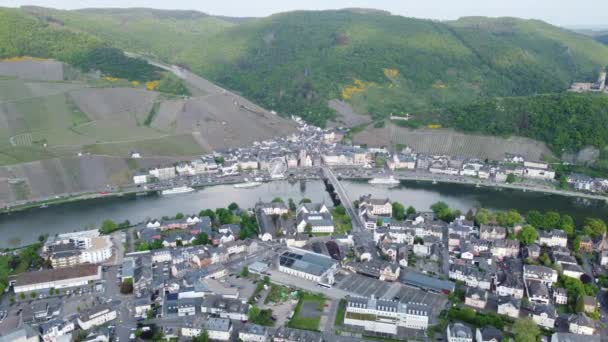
121,278 -> 134,294
543,211 -> 561,229
199,209 -> 216,222
228,202 -> 239,211
241,266 -> 249,277
100,219 -> 118,234
193,233 -> 209,245
558,175 -> 569,189
573,236 -> 582,252
406,206 -> 417,216
392,202 -> 405,220
475,208 -> 492,225
431,201 -> 454,222
518,225 -> 538,246
299,198 -> 312,204
512,318 -> 540,342
560,215 -> 575,237
582,218 -> 606,239
175,212 -> 184,219
248,306 -> 274,326
506,173 -> 517,184
304,223 -> 313,235
526,210 -> 544,228
271,197 -> 284,203
214,156 -> 225,165
193,330 -> 209,342
288,198 -> 297,212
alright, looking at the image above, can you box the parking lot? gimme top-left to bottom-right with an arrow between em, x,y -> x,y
335,274 -> 448,322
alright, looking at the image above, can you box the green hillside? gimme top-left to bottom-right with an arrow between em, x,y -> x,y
0,7 -> 159,81
21,6 -> 236,62
11,8 -> 608,129
434,93 -> 608,153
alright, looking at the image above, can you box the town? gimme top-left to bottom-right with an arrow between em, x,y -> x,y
1,148 -> 607,341
127,117 -> 608,199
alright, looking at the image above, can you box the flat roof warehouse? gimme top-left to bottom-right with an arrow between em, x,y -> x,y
12,264 -> 101,293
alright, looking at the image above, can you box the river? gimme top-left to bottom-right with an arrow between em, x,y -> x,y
1,179 -> 607,248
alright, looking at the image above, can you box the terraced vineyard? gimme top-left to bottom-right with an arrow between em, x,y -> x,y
353,123 -> 553,161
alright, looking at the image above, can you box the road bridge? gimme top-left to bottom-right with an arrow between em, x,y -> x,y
321,167 -> 376,258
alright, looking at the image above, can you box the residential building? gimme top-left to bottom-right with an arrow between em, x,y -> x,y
238,323 -> 268,342
182,318 -> 232,341
551,333 -> 601,342
476,326 -> 503,342
464,287 -> 487,309
497,296 -> 520,318
447,323 -> 473,342
273,327 -> 323,342
567,313 -> 595,335
77,304 -> 117,330
479,225 -> 507,241
530,304 -> 556,329
553,288 -> 568,305
538,230 -> 568,248
581,295 -> 597,314
524,265 -> 558,286
359,195 -> 392,217
296,211 -> 335,234
200,295 -> 249,321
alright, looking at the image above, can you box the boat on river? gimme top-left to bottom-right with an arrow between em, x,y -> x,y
161,186 -> 195,195
233,181 -> 262,189
368,175 -> 400,186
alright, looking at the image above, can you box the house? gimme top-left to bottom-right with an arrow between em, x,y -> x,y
200,295 -> 249,321
256,202 -> 289,216
525,244 -> 541,260
77,304 -> 117,330
479,225 -> 507,241
359,195 -> 392,217
393,153 -> 417,170
273,327 -> 323,342
296,211 -> 335,234
526,280 -> 551,304
133,174 -> 148,184
524,265 -> 558,286
578,236 -> 594,253
476,326 -> 503,342
497,296 -> 520,318
182,317 -> 232,341
447,323 -> 473,342
464,287 -> 487,309
148,167 -> 176,180
562,264 -> 585,280
496,273 -> 525,299
601,250 -> 608,266
39,319 -> 74,342
530,304 -> 556,329
238,323 -> 269,342
580,295 -> 597,314
553,288 -> 568,305
538,230 -> 568,248
551,333 -> 601,342
491,239 -> 520,259
567,313 -> 595,335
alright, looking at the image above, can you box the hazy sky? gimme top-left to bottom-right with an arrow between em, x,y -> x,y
3,0 -> 607,28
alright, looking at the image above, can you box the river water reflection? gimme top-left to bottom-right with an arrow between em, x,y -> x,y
1,179 -> 606,248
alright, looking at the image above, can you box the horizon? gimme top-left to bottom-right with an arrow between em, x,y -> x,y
3,0 -> 608,28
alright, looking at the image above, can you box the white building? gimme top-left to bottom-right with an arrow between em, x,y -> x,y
359,195 -> 392,217
133,174 -> 148,184
524,265 -> 558,286
149,167 -> 176,180
497,296 -> 520,318
238,324 -> 269,342
538,230 -> 568,248
77,305 -> 117,330
13,265 -> 102,293
568,313 -> 595,335
182,318 -> 232,341
296,211 -> 335,234
447,323 -> 473,342
344,295 -> 428,336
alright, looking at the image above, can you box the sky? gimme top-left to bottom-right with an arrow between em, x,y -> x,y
2,0 -> 608,28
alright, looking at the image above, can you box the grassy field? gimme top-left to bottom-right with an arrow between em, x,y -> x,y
334,299 -> 347,327
288,292 -> 326,331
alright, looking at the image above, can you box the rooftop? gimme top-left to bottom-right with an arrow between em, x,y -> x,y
14,264 -> 100,286
279,249 -> 337,276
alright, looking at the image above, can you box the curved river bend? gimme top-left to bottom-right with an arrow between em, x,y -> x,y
1,180 -> 607,248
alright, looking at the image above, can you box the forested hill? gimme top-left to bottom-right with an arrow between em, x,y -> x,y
436,93 -> 608,153
11,7 -> 608,127
0,8 -> 160,81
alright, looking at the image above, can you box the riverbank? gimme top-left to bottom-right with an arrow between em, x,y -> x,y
2,168 -> 607,215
